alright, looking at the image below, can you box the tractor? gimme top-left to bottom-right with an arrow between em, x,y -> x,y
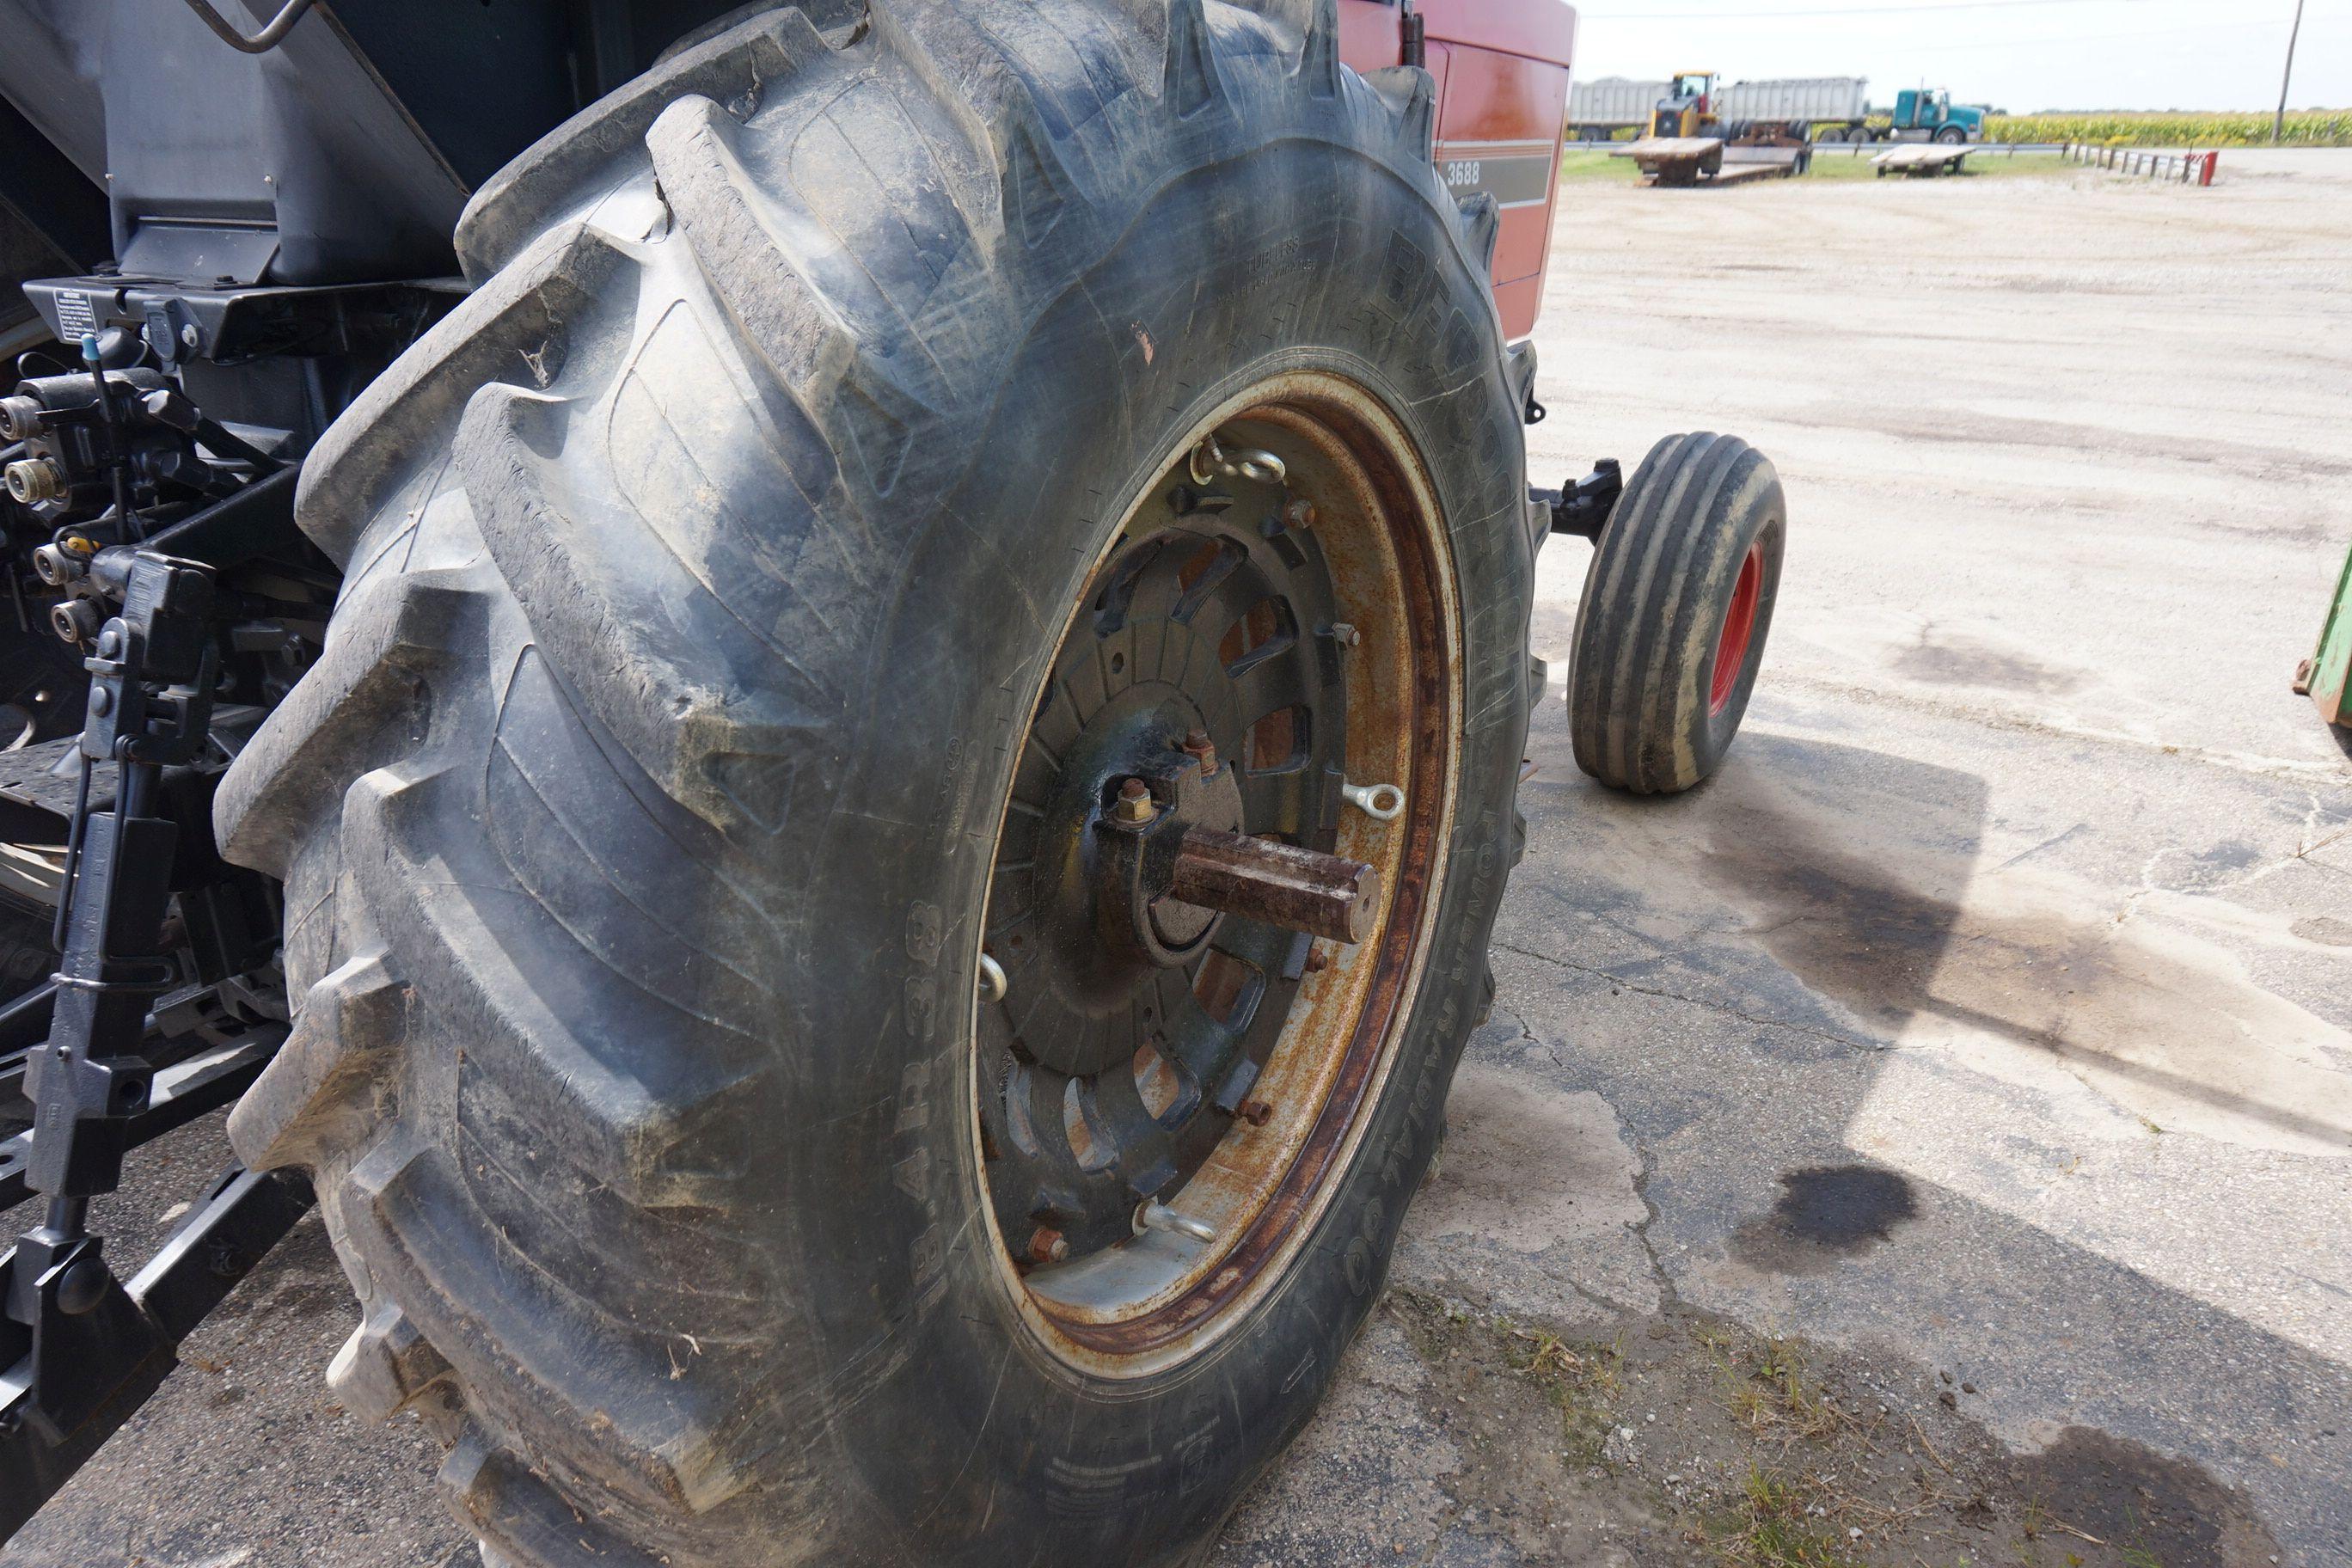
1651,68 -> 1723,138
0,2 -> 1785,1562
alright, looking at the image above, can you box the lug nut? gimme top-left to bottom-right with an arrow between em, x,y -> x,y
1239,1099 -> 1274,1127
1114,777 -> 1155,824
1179,726 -> 1216,776
1304,948 -> 1330,974
3,457 -> 66,505
1327,622 -> 1363,648
1027,1227 -> 1069,1265
1284,499 -> 1317,530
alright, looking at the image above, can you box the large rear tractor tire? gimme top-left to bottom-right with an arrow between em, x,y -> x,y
1566,432 -> 1784,794
213,4 -> 1540,1565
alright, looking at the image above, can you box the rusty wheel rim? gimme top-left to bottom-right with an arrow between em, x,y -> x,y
969,371 -> 1460,1376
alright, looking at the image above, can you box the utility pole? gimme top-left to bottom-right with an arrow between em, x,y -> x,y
2274,0 -> 2306,144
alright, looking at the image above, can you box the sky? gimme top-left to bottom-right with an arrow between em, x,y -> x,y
1568,0 -> 2347,113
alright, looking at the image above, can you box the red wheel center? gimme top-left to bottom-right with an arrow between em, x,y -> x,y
1709,542 -> 1763,716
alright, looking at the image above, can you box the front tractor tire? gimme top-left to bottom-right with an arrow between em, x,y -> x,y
1567,432 -> 1785,794
213,4 -> 1539,1566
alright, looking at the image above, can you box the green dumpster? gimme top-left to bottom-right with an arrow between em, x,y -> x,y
2303,535 -> 2352,729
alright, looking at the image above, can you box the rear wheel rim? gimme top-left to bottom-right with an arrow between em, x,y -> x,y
1709,540 -> 1764,716
970,372 -> 1459,1376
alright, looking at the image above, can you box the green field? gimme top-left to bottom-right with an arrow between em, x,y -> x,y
1983,109 -> 2352,147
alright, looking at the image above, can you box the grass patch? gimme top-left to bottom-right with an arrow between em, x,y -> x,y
1705,1331 -> 1851,1446
1556,148 -> 1644,184
1709,1465 -> 1867,1568
1505,1323 -> 1626,1467
1557,147 -> 2068,187
1803,149 -> 2067,182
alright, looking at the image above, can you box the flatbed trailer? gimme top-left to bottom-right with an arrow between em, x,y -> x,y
1614,136 -> 1805,187
1873,143 -> 1975,176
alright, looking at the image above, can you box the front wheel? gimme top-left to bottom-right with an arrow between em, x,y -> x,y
1937,125 -> 1968,144
1566,432 -> 1785,794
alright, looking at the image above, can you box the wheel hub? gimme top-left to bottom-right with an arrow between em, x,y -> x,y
977,481 -> 1357,1259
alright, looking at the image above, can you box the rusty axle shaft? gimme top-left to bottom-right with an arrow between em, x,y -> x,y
1167,827 -> 1380,945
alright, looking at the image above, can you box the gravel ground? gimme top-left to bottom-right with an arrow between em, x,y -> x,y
8,150 -> 2349,1568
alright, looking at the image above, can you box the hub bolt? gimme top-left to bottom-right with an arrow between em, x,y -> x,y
1179,727 -> 1216,776
1027,1227 -> 1069,1265
1284,499 -> 1317,530
1114,777 -> 1156,824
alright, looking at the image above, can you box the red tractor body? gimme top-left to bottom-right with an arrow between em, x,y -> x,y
1339,0 -> 1579,340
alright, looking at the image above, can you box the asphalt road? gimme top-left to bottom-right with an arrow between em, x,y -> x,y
8,150 -> 2349,1568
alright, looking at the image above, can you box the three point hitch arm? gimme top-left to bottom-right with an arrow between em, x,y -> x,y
0,545 -> 309,1540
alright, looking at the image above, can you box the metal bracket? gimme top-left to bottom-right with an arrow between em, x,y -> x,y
1542,459 -> 1625,541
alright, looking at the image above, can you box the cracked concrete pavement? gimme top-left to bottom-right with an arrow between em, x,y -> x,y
1211,149 -> 2352,1566
6,151 -> 2349,1568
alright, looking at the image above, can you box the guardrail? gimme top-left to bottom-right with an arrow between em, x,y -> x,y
2062,142 -> 2219,185
1812,142 -> 2066,156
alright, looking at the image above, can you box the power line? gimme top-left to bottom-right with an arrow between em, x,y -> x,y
1892,15 -> 2295,52
1583,0 -> 2165,20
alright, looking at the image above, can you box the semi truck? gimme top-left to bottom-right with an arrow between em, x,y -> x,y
1715,76 -> 1869,140
1568,76 -> 1669,138
1572,75 -> 1987,145
1571,76 -> 1866,142
1877,86 -> 1987,142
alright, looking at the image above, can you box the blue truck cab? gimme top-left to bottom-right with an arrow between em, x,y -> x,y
1891,88 -> 1986,142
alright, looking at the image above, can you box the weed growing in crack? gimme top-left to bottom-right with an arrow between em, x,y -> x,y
1708,1465 -> 1865,1568
1504,1324 -> 1626,1467
1704,1331 -> 1848,1445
